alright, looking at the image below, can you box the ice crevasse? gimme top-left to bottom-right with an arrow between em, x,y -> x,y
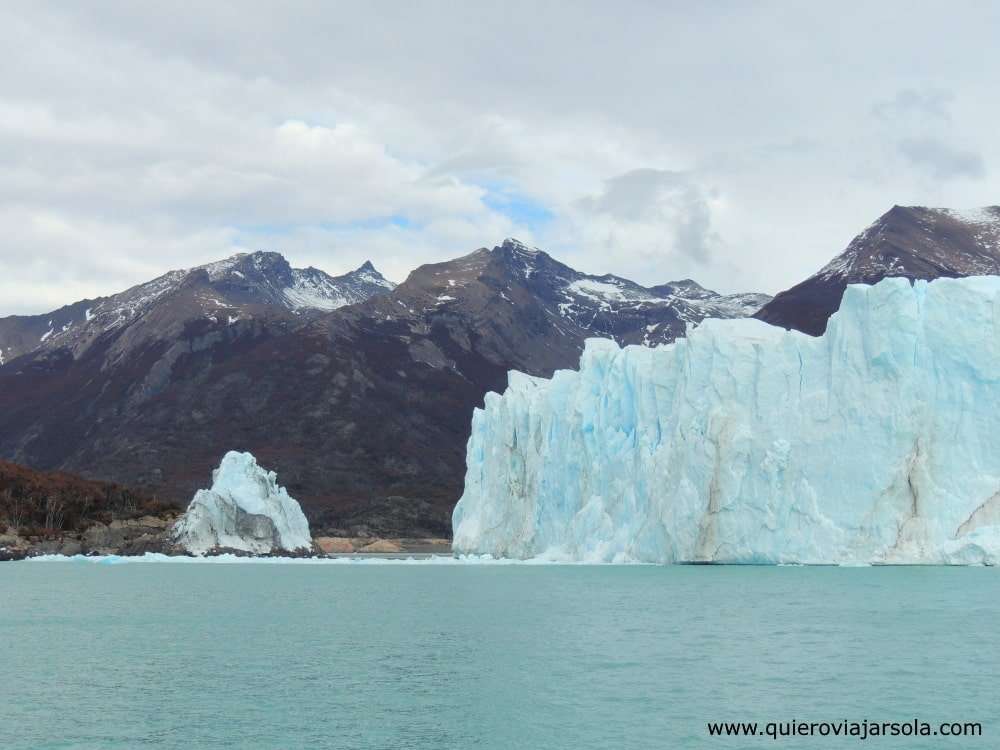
453,277 -> 1000,564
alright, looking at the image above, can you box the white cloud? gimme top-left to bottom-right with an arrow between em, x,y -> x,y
1,1 -> 999,313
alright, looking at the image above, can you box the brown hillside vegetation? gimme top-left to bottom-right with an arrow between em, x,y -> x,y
0,460 -> 174,536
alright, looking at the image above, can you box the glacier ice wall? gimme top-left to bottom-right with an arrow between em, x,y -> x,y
453,277 -> 1000,564
173,451 -> 312,555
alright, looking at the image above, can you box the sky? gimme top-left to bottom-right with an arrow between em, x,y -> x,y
2,1 -> 999,314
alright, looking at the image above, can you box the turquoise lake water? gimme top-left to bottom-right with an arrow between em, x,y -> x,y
1,560 -> 997,749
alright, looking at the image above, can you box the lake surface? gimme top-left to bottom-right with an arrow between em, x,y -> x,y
2,559 -> 997,749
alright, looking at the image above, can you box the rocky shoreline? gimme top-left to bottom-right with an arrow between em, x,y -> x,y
0,521 -> 451,561
1,514 -> 178,560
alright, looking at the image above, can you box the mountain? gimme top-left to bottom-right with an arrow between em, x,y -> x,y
755,205 -> 1000,335
364,239 -> 770,351
0,252 -> 395,364
0,239 -> 767,536
454,276 -> 1000,565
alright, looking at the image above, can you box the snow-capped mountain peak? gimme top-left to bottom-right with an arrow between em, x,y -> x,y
283,260 -> 395,312
349,260 -> 395,290
0,251 -> 395,363
375,238 -> 769,351
487,239 -> 770,344
501,237 -> 542,257
186,251 -> 396,312
757,205 -> 1000,335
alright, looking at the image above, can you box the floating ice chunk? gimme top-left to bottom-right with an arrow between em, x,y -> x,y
172,451 -> 312,555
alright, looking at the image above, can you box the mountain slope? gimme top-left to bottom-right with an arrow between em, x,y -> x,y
0,239 -> 767,536
377,239 -> 770,349
755,205 -> 1000,335
0,252 -> 395,363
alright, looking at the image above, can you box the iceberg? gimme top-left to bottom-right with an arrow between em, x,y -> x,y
172,451 -> 312,555
453,276 -> 1000,565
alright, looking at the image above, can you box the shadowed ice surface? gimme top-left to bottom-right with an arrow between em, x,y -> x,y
1,563 -> 997,748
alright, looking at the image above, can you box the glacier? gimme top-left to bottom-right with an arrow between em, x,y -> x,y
172,451 -> 312,555
453,276 -> 1000,565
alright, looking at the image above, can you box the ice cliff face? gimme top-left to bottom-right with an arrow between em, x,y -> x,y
453,276 -> 1000,565
173,451 -> 312,555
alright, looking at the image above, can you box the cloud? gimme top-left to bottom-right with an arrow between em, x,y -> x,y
576,169 -> 720,264
2,1 -> 1000,311
898,138 -> 986,181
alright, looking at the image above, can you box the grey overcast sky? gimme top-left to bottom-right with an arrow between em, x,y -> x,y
2,1 -> 998,313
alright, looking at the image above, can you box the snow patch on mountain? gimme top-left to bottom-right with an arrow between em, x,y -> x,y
199,255 -> 245,281
944,206 -> 1000,227
943,207 -> 1000,252
812,206 -> 1000,284
283,271 -> 352,310
354,262 -> 396,290
454,276 -> 1000,565
172,451 -> 312,555
566,279 -> 635,304
482,238 -> 770,346
283,264 -> 395,311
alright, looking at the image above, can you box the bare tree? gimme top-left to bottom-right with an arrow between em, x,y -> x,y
2,488 -> 27,532
77,494 -> 93,528
44,494 -> 66,532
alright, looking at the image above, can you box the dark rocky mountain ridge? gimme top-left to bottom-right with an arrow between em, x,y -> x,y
756,205 -> 1000,335
0,251 -> 395,364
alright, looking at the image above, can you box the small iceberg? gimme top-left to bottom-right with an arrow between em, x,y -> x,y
172,451 -> 312,555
